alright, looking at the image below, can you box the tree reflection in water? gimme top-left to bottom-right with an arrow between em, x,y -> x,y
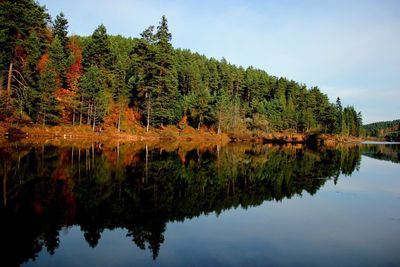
0,141 -> 373,266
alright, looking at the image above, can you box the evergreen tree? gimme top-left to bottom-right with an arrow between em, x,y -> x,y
18,32 -> 42,116
79,65 -> 107,130
184,88 -> 213,129
37,64 -> 60,125
0,0 -> 50,111
53,12 -> 69,55
213,90 -> 230,134
152,15 -> 181,126
49,35 -> 68,82
83,24 -> 114,69
53,12 -> 71,87
0,0 -> 50,71
129,31 -> 158,131
335,97 -> 343,134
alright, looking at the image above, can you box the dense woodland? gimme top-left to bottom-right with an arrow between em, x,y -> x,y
364,119 -> 400,141
0,0 -> 363,136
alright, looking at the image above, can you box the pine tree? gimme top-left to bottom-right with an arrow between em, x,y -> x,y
214,90 -> 230,134
79,65 -> 107,130
53,12 -> 69,55
0,0 -> 50,112
37,64 -> 60,125
49,35 -> 68,81
335,97 -> 343,134
0,0 -> 50,71
129,31 -> 158,132
83,24 -> 114,69
152,16 -> 181,126
184,88 -> 213,129
18,32 -> 42,116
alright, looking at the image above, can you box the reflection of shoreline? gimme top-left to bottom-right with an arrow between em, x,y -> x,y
0,143 -> 365,265
362,141 -> 400,145
361,144 -> 400,164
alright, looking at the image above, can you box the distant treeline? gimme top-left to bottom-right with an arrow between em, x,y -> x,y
364,119 -> 400,140
0,0 -> 362,136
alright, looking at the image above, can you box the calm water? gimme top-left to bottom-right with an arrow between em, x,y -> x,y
0,141 -> 399,267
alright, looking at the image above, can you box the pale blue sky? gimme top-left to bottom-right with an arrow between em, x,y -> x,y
40,0 -> 400,124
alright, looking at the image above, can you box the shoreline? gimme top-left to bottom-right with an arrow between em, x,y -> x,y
0,123 -> 367,145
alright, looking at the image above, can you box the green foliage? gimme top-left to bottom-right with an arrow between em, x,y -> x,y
0,0 -> 50,71
37,64 -> 60,125
53,12 -> 69,55
79,65 -> 108,126
129,17 -> 181,127
343,106 -> 362,137
364,119 -> 400,140
49,36 -> 69,81
183,88 -> 213,128
83,24 -> 114,69
152,16 -> 181,125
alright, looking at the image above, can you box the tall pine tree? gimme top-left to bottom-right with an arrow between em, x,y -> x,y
152,16 -> 181,126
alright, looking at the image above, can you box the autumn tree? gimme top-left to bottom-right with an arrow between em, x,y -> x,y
37,56 -> 60,125
66,37 -> 83,125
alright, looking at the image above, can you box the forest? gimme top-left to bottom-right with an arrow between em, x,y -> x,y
0,0 -> 363,137
363,119 -> 400,141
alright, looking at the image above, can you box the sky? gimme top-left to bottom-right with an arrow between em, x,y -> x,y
39,0 -> 400,124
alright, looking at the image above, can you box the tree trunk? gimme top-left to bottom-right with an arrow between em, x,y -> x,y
146,92 -> 151,133
73,107 -> 76,126
217,110 -> 222,135
92,106 -> 96,131
117,107 -> 121,133
7,63 -> 13,101
79,98 -> 83,125
92,143 -> 95,170
87,103 -> 91,125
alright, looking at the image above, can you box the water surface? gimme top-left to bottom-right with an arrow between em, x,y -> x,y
0,141 -> 399,266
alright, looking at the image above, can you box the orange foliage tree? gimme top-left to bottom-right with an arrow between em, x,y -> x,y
64,37 -> 83,125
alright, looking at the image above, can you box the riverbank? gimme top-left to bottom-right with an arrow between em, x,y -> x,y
0,123 -> 363,145
0,123 -> 230,143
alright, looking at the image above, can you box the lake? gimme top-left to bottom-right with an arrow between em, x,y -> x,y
0,141 -> 399,267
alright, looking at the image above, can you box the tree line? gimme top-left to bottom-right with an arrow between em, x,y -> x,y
0,0 -> 363,136
363,119 -> 400,140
